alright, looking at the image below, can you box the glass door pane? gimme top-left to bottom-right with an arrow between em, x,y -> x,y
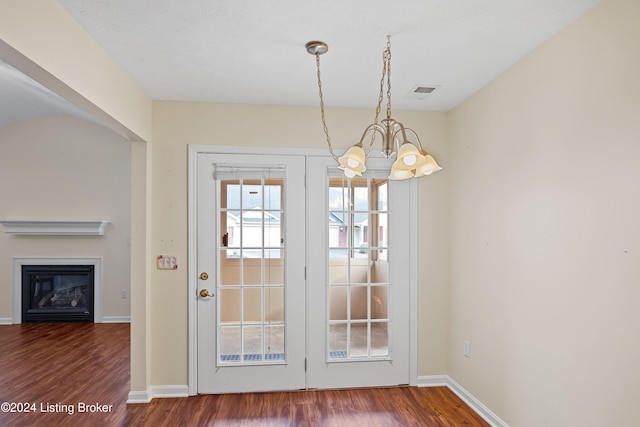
218,177 -> 286,365
327,176 -> 390,360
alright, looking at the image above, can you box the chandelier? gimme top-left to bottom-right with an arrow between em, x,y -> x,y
306,36 -> 442,179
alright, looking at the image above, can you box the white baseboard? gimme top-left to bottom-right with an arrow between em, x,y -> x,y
126,390 -> 151,404
416,374 -> 449,387
127,385 -> 189,404
101,316 -> 131,323
417,375 -> 508,427
0,318 -> 12,325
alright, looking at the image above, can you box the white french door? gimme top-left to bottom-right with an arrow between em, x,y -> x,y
196,153 -> 306,393
193,149 -> 413,393
307,155 -> 411,388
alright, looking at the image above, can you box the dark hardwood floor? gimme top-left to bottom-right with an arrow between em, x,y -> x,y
0,323 -> 489,426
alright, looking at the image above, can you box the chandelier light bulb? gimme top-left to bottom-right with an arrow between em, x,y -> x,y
344,168 -> 356,178
395,142 -> 422,170
403,154 -> 417,166
347,158 -> 360,168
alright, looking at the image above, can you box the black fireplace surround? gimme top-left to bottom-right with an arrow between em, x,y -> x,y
22,265 -> 95,323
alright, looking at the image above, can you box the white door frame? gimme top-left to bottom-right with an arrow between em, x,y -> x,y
187,145 -> 418,395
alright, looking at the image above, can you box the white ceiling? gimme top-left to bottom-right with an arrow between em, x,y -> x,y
2,0 -> 600,128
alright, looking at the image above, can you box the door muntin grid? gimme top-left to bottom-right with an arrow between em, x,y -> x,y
327,174 -> 391,362
217,175 -> 286,366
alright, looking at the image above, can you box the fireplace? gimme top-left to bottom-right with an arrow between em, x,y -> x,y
21,264 -> 95,323
13,257 -> 103,324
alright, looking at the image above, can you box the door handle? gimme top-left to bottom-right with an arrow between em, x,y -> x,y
200,288 -> 214,298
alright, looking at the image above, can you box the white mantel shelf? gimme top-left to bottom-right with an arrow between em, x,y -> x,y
0,221 -> 111,236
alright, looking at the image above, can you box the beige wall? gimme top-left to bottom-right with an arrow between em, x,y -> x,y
0,115 -> 132,320
1,0 -> 153,393
448,0 -> 640,425
151,102 -> 449,385
0,0 -> 151,142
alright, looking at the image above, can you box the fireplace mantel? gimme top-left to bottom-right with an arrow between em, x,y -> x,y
0,221 -> 111,236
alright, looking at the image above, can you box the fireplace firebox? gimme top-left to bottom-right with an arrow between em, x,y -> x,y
22,265 -> 95,323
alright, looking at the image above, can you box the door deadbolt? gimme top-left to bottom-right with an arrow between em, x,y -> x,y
200,272 -> 209,280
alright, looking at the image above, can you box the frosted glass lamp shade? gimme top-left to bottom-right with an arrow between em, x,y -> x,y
415,154 -> 442,176
395,143 -> 424,170
338,144 -> 367,176
388,160 -> 415,180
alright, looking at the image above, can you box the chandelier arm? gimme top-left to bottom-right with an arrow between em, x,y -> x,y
386,121 -> 406,152
390,130 -> 403,154
358,124 -> 386,156
314,53 -> 339,162
390,121 -> 409,143
401,127 -> 425,151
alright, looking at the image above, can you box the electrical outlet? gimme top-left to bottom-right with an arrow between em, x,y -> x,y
464,340 -> 471,358
121,289 -> 128,299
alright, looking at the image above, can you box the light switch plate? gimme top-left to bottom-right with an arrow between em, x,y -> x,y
157,255 -> 178,270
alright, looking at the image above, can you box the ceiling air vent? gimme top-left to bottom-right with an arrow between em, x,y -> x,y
405,85 -> 440,100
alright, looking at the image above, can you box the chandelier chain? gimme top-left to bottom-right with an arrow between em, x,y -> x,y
368,46 -> 387,153
386,36 -> 392,120
314,53 -> 339,162
368,36 -> 392,153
